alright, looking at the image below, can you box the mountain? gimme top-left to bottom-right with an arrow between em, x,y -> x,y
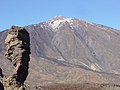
0,16 -> 120,86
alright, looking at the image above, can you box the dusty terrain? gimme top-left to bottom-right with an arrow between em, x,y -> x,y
27,83 -> 120,90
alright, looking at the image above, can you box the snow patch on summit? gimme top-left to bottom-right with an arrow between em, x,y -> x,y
50,20 -> 63,29
49,18 -> 73,30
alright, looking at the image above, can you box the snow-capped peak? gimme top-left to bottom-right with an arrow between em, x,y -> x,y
48,16 -> 73,30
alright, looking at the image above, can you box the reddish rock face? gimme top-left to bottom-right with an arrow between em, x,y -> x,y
4,26 -> 30,84
0,26 -> 30,90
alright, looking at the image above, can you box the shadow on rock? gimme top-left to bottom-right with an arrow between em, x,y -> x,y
0,82 -> 4,90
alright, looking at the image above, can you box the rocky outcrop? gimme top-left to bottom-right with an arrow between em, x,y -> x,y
2,76 -> 25,90
0,26 -> 30,90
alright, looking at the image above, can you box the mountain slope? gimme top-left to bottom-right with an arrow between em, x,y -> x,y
0,16 -> 120,85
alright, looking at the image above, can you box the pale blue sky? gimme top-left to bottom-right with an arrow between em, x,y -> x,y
0,0 -> 120,31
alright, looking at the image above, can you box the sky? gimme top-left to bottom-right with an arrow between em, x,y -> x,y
0,0 -> 120,31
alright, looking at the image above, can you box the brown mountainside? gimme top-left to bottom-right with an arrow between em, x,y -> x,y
0,16 -> 120,86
